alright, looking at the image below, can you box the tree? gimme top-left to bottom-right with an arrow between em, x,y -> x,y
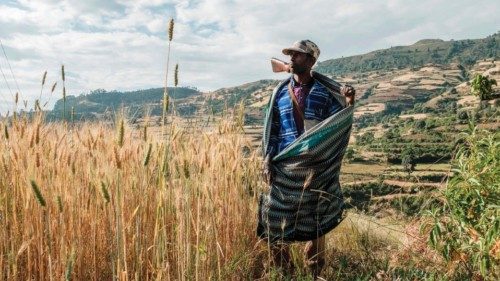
471,74 -> 497,100
401,146 -> 416,176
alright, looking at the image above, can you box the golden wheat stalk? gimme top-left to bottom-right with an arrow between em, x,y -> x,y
30,179 -> 46,207
143,143 -> 152,166
117,118 -> 124,147
56,195 -> 63,213
174,64 -> 179,87
168,18 -> 174,42
34,99 -> 42,112
3,123 -> 8,140
163,18 -> 175,127
39,70 -> 47,100
35,123 -> 40,144
142,124 -> 148,142
100,181 -> 111,203
62,65 -> 67,120
65,248 -> 75,281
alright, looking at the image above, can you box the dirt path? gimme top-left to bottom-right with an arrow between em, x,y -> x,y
370,192 -> 432,201
383,179 -> 443,188
343,179 -> 443,188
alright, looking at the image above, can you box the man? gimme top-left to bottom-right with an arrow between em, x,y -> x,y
257,40 -> 355,278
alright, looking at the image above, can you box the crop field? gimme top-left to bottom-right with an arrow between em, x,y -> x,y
0,112 -> 458,280
2,111 -> 496,280
0,114 -> 267,280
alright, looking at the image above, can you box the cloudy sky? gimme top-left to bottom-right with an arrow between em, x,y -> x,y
0,0 -> 499,113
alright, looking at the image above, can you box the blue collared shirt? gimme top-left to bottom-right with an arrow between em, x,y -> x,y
267,77 -> 343,157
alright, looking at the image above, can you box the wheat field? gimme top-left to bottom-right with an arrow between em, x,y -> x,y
1,111 -> 454,280
0,112 -> 271,280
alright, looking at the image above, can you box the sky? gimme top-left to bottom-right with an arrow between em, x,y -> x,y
0,0 -> 499,114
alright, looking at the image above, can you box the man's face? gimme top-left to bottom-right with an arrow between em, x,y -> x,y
289,51 -> 315,75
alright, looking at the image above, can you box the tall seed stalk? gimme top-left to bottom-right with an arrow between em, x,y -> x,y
3,123 -> 8,140
61,65 -> 66,121
14,92 -> 18,120
174,64 -> 179,87
162,18 -> 174,129
30,179 -> 46,207
117,116 -> 124,147
170,63 -> 179,114
36,71 -> 47,112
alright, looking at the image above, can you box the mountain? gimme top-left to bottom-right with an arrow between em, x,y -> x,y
48,33 -> 499,122
49,86 -> 201,120
316,32 -> 499,75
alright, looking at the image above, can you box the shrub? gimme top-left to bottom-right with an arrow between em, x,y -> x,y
345,147 -> 355,162
357,131 -> 375,145
457,110 -> 469,122
424,124 -> 499,279
401,146 -> 416,176
471,74 -> 497,100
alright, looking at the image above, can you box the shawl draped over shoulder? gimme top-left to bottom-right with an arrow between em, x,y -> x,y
257,71 -> 354,242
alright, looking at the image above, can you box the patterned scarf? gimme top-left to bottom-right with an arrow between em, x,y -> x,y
257,72 -> 354,242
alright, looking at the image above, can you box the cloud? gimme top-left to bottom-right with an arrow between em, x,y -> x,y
0,0 -> 499,113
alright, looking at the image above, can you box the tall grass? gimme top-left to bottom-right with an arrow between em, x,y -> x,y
162,18 -> 174,128
0,113 -> 265,280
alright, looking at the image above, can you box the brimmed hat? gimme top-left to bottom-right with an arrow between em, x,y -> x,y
282,40 -> 320,60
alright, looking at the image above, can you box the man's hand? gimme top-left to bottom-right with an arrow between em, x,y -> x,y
340,84 -> 356,106
262,154 -> 273,185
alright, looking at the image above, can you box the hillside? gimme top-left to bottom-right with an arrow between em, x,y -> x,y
48,86 -> 201,121
200,33 -> 500,122
241,58 -> 499,160
47,33 -> 499,123
316,32 -> 499,74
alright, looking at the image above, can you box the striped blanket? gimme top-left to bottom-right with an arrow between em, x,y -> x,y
257,72 -> 354,242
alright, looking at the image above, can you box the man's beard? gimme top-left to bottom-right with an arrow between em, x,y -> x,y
290,63 -> 308,74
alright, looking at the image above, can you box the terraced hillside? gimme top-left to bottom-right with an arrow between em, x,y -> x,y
223,59 -> 499,122
236,58 -> 499,221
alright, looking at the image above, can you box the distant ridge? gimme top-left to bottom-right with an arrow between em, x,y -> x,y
413,39 -> 445,45
49,86 -> 200,120
316,32 -> 499,75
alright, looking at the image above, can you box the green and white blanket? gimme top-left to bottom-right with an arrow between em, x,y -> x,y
257,72 -> 354,242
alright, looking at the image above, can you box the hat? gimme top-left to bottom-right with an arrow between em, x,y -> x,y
282,40 -> 320,60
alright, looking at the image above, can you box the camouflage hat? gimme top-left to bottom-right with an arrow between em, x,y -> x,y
282,40 -> 320,60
